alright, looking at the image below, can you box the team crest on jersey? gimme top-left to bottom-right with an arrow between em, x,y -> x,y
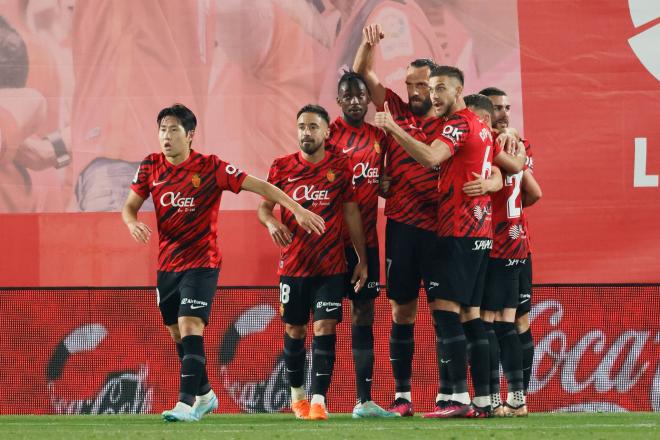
373,140 -> 381,154
191,173 -> 201,188
326,169 -> 336,182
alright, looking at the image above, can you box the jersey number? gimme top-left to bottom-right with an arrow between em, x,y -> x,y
505,172 -> 523,218
481,145 -> 492,178
279,283 -> 291,304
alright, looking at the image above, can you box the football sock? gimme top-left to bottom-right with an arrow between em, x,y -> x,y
390,322 -> 414,393
352,325 -> 374,403
179,335 -> 205,406
495,321 -> 524,393
482,321 -> 501,398
311,334 -> 336,397
507,390 -> 526,407
463,318 -> 491,401
434,321 -> 453,399
283,333 -> 306,388
434,311 -> 468,395
291,386 -> 306,403
395,391 -> 412,401
178,341 -> 210,396
519,328 -> 534,393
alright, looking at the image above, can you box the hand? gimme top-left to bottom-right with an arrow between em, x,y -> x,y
363,23 -> 385,46
15,136 -> 57,170
266,220 -> 293,247
378,171 -> 393,198
462,172 -> 490,197
351,260 -> 368,293
293,207 -> 325,235
496,132 -> 518,155
374,101 -> 397,133
126,220 -> 152,243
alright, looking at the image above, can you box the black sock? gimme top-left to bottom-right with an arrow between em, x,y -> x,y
518,328 -> 534,393
434,311 -> 468,394
352,325 -> 374,403
389,322 -> 414,393
179,335 -> 206,406
495,321 -> 524,392
463,318 -> 490,400
311,334 -> 336,397
433,321 -> 452,399
178,342 -> 210,395
284,333 -> 306,388
482,321 -> 500,398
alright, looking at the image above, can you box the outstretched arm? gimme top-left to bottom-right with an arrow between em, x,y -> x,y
242,175 -> 325,235
353,23 -> 387,107
257,199 -> 294,247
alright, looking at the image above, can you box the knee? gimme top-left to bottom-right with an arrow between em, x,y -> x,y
351,300 -> 375,326
166,325 -> 182,343
178,316 -> 205,337
285,324 -> 307,339
515,313 -> 530,333
313,319 -> 337,335
460,306 -> 480,322
391,300 -> 417,324
480,310 -> 495,323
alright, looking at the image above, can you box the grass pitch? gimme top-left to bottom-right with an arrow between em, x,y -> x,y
1,412 -> 657,440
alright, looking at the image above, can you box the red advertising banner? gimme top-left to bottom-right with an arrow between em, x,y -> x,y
0,285 -> 658,414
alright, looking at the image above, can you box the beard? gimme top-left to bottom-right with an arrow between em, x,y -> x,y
409,96 -> 433,117
299,138 -> 323,155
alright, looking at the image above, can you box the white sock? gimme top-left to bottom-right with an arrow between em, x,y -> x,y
436,393 -> 452,402
395,392 -> 412,402
491,393 -> 502,408
291,387 -> 306,403
473,395 -> 491,408
507,390 -> 526,407
310,394 -> 325,405
197,389 -> 214,403
452,392 -> 471,405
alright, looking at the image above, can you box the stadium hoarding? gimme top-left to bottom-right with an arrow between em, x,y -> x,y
0,285 -> 657,414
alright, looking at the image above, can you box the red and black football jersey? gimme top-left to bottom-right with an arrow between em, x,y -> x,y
431,108 -> 501,238
490,168 -> 529,259
327,117 -> 385,248
520,139 -> 534,254
266,150 -> 354,277
131,149 -> 246,272
378,88 -> 438,232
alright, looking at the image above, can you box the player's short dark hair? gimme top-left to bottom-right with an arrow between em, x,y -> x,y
464,93 -> 495,120
337,70 -> 368,94
0,16 -> 28,88
409,58 -> 437,70
479,87 -> 507,97
430,65 -> 464,86
297,104 -> 330,125
157,104 -> 197,133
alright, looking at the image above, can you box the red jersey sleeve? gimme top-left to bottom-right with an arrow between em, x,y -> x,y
433,114 -> 470,156
522,139 -> 534,172
130,156 -> 152,199
214,157 -> 247,193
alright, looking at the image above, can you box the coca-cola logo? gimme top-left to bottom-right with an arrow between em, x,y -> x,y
46,324 -> 153,414
529,299 -> 659,411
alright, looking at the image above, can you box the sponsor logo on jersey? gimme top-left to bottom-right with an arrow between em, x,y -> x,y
160,192 -> 195,212
352,162 -> 379,185
472,239 -> 493,251
292,185 -> 330,205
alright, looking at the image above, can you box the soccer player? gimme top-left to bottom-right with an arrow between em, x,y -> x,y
480,87 -> 542,411
374,65 -> 525,418
122,104 -> 325,422
327,71 -> 396,418
353,23 -> 440,416
258,104 -> 368,421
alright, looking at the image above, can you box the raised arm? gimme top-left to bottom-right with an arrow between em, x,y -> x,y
353,23 -> 387,108
374,102 -> 451,168
241,175 -> 325,235
521,169 -> 542,207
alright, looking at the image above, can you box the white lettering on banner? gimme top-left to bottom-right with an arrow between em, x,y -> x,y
160,192 -> 195,209
633,138 -> 659,187
352,162 -> 379,185
628,5 -> 660,81
292,185 -> 330,203
529,300 -> 651,395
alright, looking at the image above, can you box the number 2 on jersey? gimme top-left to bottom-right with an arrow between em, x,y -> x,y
505,171 -> 523,218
